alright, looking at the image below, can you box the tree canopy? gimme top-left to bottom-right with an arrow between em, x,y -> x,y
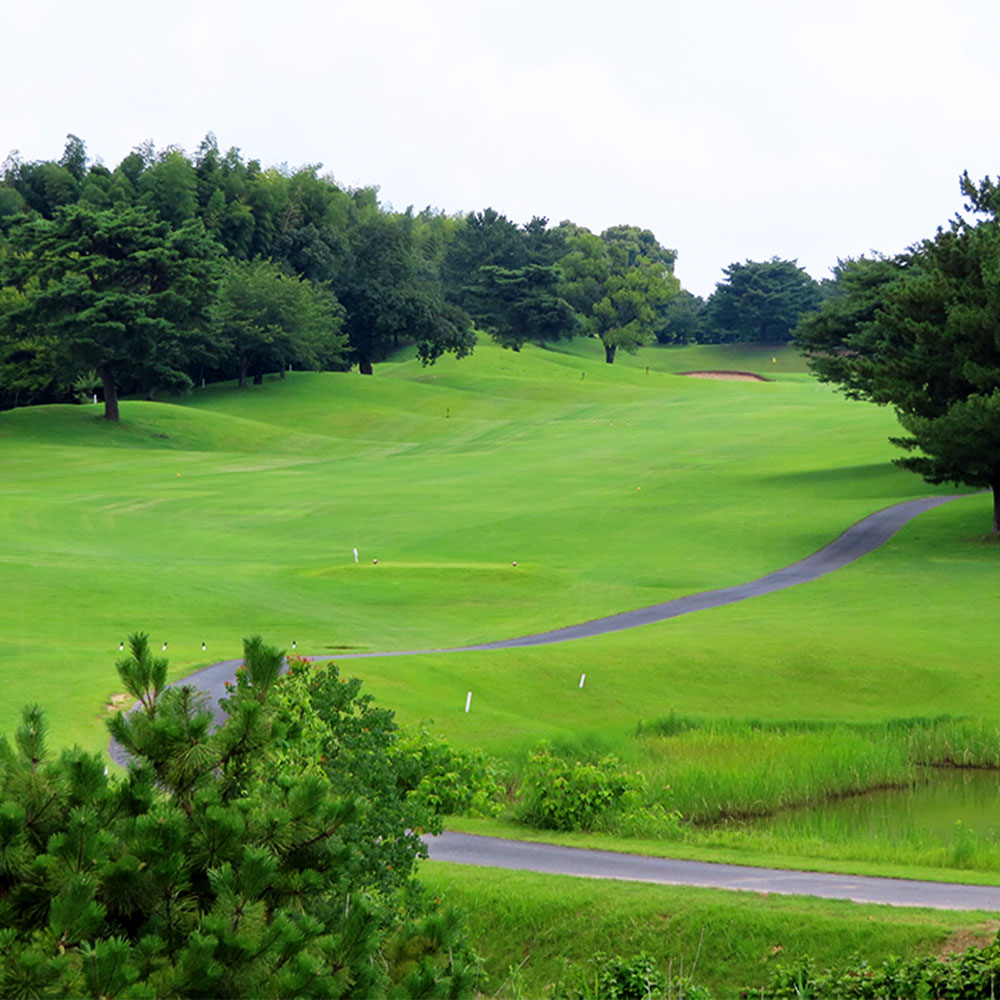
212,257 -> 346,388
0,133 -> 696,406
706,258 -> 821,343
558,224 -> 679,363
2,203 -> 218,420
795,172 -> 1000,532
0,634 -> 481,998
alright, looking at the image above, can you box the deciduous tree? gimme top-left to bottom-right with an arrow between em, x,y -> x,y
212,257 -> 346,387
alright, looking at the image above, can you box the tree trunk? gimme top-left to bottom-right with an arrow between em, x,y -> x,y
358,355 -> 373,375
604,342 -> 617,364
993,482 -> 1000,535
238,362 -> 248,389
253,370 -> 263,385
100,364 -> 119,422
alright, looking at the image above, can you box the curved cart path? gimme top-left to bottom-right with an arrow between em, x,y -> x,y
174,493 -> 963,715
114,492 -> 993,909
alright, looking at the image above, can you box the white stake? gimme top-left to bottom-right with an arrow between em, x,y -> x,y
92,393 -> 97,404
579,673 -> 586,689
353,547 -> 359,564
465,691 -> 472,713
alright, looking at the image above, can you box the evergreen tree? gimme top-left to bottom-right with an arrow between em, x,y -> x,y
0,634 -> 480,998
2,204 -> 219,419
795,173 -> 1000,533
705,258 -> 821,343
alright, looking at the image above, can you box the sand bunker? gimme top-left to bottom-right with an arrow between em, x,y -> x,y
679,370 -> 769,382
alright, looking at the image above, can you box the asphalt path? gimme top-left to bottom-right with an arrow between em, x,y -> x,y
112,491 -> 993,909
424,832 -> 1000,911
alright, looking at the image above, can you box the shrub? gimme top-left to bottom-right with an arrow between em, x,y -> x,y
552,951 -> 711,1000
517,743 -> 645,832
756,932 -> 1000,998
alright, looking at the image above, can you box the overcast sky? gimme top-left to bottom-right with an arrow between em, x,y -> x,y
4,0 -> 999,296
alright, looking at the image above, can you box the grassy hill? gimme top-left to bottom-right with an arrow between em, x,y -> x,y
1,338 -> 983,751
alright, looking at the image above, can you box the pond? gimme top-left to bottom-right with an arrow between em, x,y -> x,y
742,767 -> 1000,843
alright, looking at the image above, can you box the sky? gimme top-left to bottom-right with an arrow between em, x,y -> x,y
4,0 -> 1000,297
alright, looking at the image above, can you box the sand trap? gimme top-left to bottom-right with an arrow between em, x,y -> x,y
679,370 -> 769,382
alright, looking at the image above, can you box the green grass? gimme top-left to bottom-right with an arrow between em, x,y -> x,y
548,337 -> 814,377
421,862 -> 999,998
0,338 -> 937,751
2,337 -> 998,874
6,336 -> 1000,988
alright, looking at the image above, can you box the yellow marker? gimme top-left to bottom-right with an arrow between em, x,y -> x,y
772,357 -> 776,363
636,486 -> 641,491
176,473 -> 181,477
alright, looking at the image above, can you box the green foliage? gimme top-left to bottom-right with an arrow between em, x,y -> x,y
558,223 -> 679,363
655,289 -> 705,344
551,951 -> 711,1000
471,263 -> 578,351
2,203 -> 219,419
759,932 -> 1000,999
250,657 -> 503,898
706,257 -> 821,343
396,726 -> 504,819
212,256 -> 346,386
0,635 -> 479,998
334,211 -> 475,374
795,173 -> 1000,530
517,743 -> 645,831
443,209 -> 575,352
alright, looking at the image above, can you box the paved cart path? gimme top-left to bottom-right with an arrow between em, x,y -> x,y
113,492 -> 993,909
424,832 -> 1000,910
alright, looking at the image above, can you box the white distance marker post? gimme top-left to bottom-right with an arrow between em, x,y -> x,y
465,691 -> 472,713
579,673 -> 586,689
353,547 -> 359,564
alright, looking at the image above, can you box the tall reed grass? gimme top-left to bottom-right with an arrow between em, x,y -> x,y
637,725 -> 915,824
507,715 -> 1000,860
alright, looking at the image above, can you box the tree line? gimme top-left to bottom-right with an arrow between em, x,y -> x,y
0,134 -> 827,419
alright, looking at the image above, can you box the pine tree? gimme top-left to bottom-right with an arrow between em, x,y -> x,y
0,634 -> 479,998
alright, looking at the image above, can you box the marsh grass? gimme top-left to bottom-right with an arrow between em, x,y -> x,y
637,726 -> 915,823
909,718 -> 1000,767
506,715 -> 1000,867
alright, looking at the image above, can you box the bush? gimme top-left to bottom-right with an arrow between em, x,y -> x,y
396,726 -> 505,819
552,951 -> 711,1000
517,743 -> 645,832
755,932 -> 1000,998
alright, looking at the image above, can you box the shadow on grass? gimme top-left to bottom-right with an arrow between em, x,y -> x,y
755,462 -> 956,500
